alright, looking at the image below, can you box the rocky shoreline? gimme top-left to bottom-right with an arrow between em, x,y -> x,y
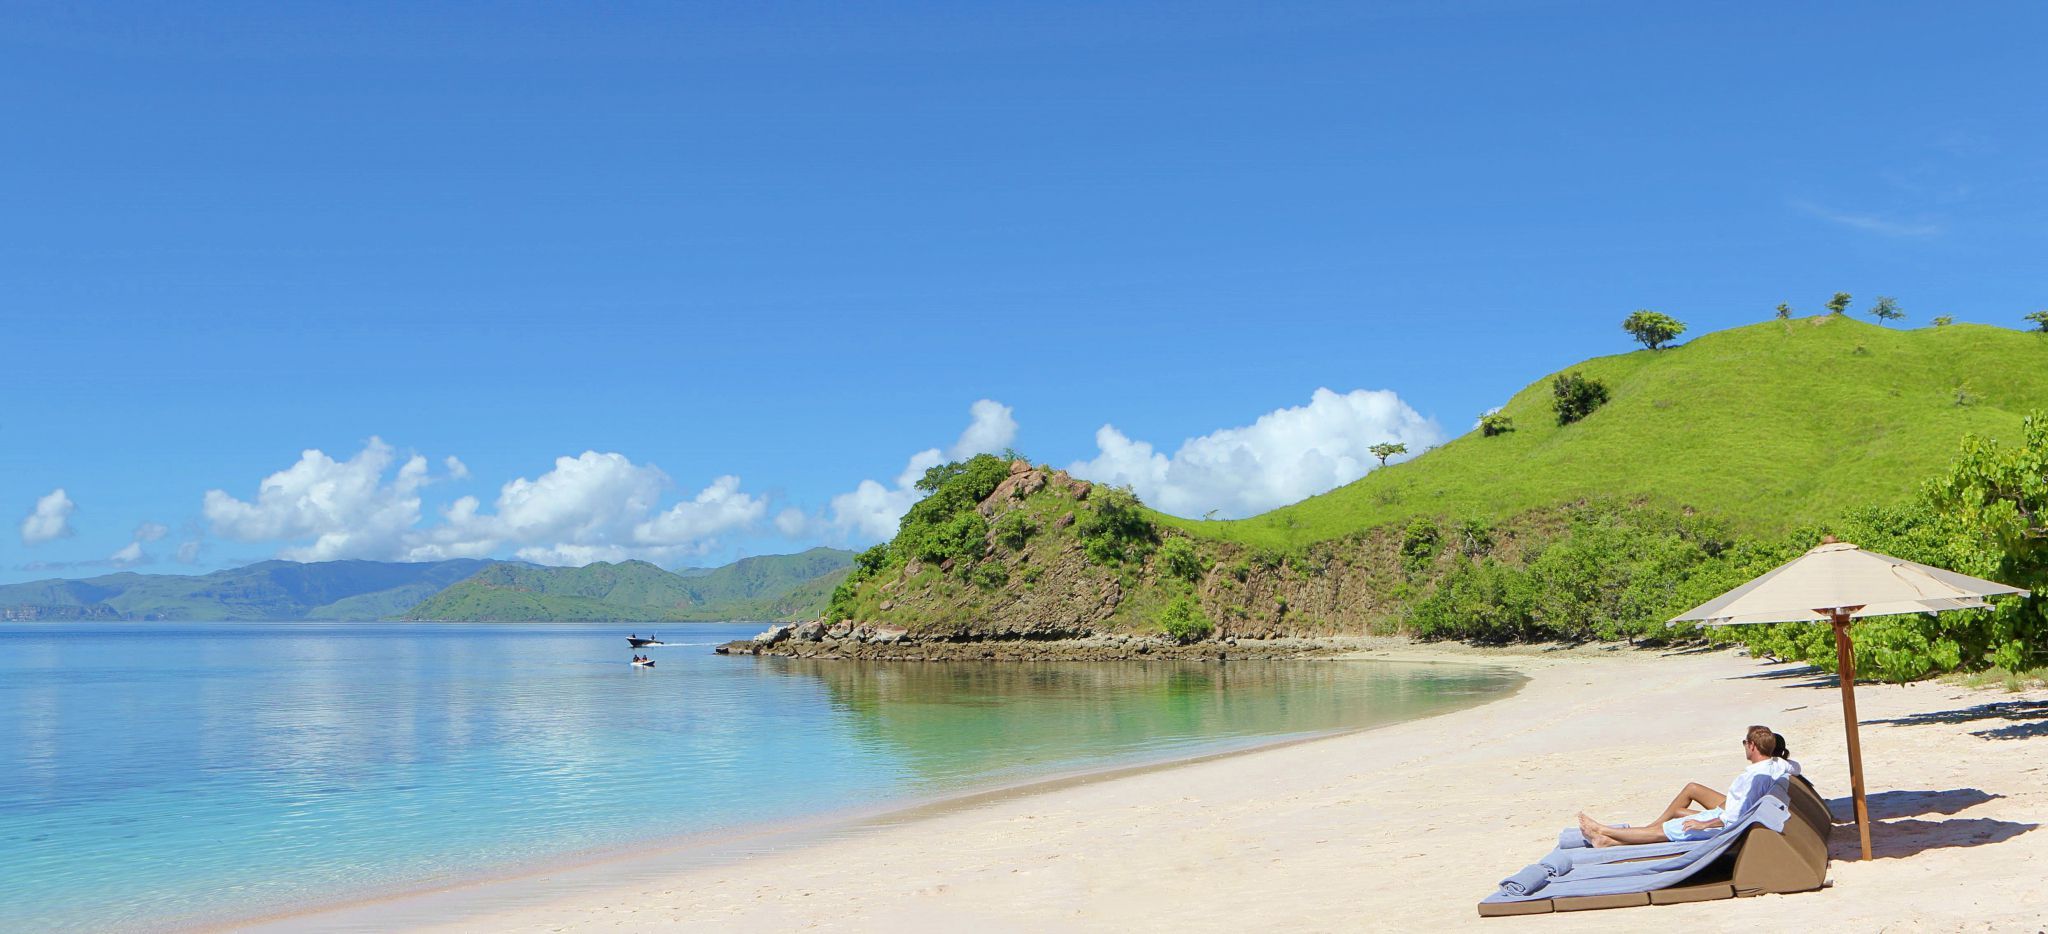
714,620 -> 1370,661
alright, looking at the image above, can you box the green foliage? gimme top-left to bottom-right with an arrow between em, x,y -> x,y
1157,536 -> 1206,582
1400,518 -> 1442,574
1869,295 -> 1904,325
1369,441 -> 1408,466
1406,557 -> 1538,642
1405,505 -> 1749,644
1454,519 -> 1494,556
1931,315 -> 1954,327
1550,371 -> 1611,426
1159,595 -> 1215,642
892,453 -> 1010,566
1078,485 -> 1159,565
1622,310 -> 1687,350
966,561 -> 1009,591
992,510 -> 1038,551
1826,291 -> 1852,315
1775,303 -> 1793,320
2027,310 -> 2048,332
1478,411 -> 1515,437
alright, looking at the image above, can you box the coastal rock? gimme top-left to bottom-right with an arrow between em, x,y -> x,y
827,620 -> 853,639
1010,458 -> 1031,474
793,620 -> 827,642
754,624 -> 793,645
868,627 -> 909,644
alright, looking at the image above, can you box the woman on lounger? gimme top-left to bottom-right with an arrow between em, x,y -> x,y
1577,725 -> 1799,847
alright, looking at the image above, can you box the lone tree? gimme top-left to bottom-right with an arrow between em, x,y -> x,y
1622,310 -> 1686,350
1478,411 -> 1515,437
1932,315 -> 1955,327
1869,296 -> 1905,325
1826,292 -> 1852,315
2027,310 -> 2048,332
1775,303 -> 1793,320
1551,371 -> 1611,426
1369,442 -> 1407,466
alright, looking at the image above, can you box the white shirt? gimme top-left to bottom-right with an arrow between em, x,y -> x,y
1722,756 -> 1796,821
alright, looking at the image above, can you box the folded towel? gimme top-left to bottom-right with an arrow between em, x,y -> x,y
1557,822 -> 1627,849
1498,863 -> 1551,897
1539,851 -> 1574,877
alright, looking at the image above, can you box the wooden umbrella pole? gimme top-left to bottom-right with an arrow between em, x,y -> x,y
1832,609 -> 1874,861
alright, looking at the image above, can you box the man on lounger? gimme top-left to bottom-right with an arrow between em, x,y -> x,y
1577,725 -> 1798,847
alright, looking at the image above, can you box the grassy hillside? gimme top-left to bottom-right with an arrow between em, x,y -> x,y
403,548 -> 854,621
1164,318 -> 2048,549
0,559 -> 496,621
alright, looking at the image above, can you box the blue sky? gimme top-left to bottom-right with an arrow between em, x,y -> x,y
6,2 -> 2047,581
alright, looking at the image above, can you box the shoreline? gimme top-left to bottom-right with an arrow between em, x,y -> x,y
223,652 -> 1527,933
262,639 -> 2046,932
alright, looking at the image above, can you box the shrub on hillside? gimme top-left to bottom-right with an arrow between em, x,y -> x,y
1078,486 -> 1158,565
1400,518 -> 1442,575
1479,411 -> 1515,437
1551,372 -> 1611,426
1159,595 -> 1215,642
1157,537 -> 1205,582
992,510 -> 1037,551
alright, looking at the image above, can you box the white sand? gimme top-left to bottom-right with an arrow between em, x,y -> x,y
280,646 -> 2048,933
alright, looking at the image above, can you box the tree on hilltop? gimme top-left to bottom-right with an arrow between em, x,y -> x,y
1932,315 -> 1955,327
1869,296 -> 1905,326
1369,442 -> 1408,466
2027,310 -> 2048,332
1826,292 -> 1852,316
1622,310 -> 1686,350
1775,303 -> 1793,320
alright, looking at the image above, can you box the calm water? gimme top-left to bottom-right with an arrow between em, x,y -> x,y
0,622 -> 1521,931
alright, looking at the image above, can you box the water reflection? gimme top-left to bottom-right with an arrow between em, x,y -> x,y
772,658 -> 1524,785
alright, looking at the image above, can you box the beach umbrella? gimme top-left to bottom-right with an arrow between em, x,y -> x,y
1670,538 -> 2026,861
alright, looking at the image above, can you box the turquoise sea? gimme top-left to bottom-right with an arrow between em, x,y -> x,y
0,621 -> 1522,931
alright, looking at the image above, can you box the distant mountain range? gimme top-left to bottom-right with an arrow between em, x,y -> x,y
0,548 -> 854,623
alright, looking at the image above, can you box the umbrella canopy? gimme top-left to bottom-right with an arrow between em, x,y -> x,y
1673,541 -> 2024,625
1669,538 -> 2025,861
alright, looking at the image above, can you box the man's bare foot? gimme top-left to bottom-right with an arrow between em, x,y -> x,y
1590,829 -> 1619,848
1577,812 -> 1604,837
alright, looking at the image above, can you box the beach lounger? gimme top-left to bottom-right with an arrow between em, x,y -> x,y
1476,775 -> 1832,917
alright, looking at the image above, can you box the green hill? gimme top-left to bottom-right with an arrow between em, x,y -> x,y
0,559 -> 496,621
815,317 -> 2048,650
1165,317 -> 2048,549
401,548 -> 854,621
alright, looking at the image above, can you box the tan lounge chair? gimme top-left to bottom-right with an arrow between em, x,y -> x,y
1477,776 -> 1831,917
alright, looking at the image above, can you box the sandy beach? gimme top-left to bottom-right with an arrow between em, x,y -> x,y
271,645 -> 2048,933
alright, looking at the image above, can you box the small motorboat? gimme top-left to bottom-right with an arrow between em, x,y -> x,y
627,634 -> 665,647
631,658 -> 656,668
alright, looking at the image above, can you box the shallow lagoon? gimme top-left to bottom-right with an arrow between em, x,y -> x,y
0,621 -> 1522,931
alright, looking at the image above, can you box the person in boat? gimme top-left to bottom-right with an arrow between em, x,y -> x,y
1576,725 -> 1799,846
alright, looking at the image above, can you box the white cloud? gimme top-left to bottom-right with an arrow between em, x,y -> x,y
208,441 -> 771,566
1069,388 -> 1444,519
20,488 -> 77,545
1790,199 -> 1944,238
823,400 -> 1016,543
774,507 -> 812,537
203,438 -> 442,562
950,399 -> 1017,459
134,521 -> 170,542
110,541 -> 146,566
175,540 -> 203,564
